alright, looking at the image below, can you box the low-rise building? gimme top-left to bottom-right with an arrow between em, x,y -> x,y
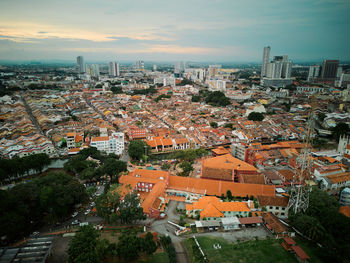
257,196 -> 289,219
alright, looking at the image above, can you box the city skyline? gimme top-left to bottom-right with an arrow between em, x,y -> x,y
0,0 -> 349,62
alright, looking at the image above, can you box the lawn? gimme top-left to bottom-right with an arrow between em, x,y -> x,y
185,236 -> 297,263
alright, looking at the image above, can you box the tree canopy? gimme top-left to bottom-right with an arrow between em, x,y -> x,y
331,122 -> 350,141
0,172 -> 87,242
129,140 -> 150,160
0,153 -> 51,184
290,187 -> 350,261
96,186 -> 145,224
248,112 -> 265,121
205,91 -> 231,107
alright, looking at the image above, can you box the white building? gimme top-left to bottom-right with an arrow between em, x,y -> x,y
261,46 -> 271,77
76,56 -> 85,73
90,132 -> 124,155
208,79 -> 226,92
108,61 -> 120,77
307,65 -> 320,82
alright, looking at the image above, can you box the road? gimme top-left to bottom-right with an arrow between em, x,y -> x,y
150,201 -> 189,263
39,185 -> 105,235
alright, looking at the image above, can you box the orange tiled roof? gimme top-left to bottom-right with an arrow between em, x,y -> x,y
339,206 -> 350,218
91,136 -> 109,142
200,203 -> 224,219
168,175 -> 275,197
203,154 -> 257,172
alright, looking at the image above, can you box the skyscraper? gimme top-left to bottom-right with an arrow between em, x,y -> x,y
108,61 -> 120,77
76,56 -> 85,73
135,60 -> 144,71
321,60 -> 339,79
261,47 -> 292,87
307,65 -> 320,82
261,46 -> 270,77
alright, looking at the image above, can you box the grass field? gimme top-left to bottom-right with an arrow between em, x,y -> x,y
185,236 -> 298,263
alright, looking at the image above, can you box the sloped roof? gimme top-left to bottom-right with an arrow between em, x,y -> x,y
200,202 -> 224,219
169,175 -> 275,197
257,196 -> 289,207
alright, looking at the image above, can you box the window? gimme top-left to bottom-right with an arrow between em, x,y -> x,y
281,213 -> 285,216
282,207 -> 285,211
269,206 -> 273,209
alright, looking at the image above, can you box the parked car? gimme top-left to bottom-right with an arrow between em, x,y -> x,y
71,219 -> 81,225
30,231 -> 40,238
72,212 -> 78,218
84,209 -> 91,215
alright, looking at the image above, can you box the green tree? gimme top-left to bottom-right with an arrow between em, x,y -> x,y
248,112 -> 264,121
116,234 -> 142,261
205,91 -> 230,106
129,140 -> 150,160
68,225 -> 101,263
161,163 -> 171,171
226,190 -> 233,201
210,121 -> 218,128
119,192 -> 146,224
179,161 -> 193,177
101,158 -> 127,183
111,86 -> 123,94
191,95 -> 201,102
142,232 -> 157,255
331,122 -> 350,141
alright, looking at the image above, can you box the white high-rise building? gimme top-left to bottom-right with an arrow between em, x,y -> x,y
135,60 -> 144,71
77,56 -> 85,73
261,46 -> 270,77
261,49 -> 293,87
108,61 -> 120,77
153,64 -> 157,71
86,64 -> 99,78
307,65 -> 320,82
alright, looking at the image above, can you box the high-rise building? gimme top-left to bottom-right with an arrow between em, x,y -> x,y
261,47 -> 292,87
86,64 -> 99,78
135,60 -> 144,71
76,56 -> 85,73
321,60 -> 339,79
153,64 -> 157,71
261,46 -> 270,77
108,61 -> 120,77
307,65 -> 320,82
208,65 -> 221,77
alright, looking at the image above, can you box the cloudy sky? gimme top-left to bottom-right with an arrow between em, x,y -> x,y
0,0 -> 349,62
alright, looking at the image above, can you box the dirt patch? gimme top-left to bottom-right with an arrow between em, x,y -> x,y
47,236 -> 72,263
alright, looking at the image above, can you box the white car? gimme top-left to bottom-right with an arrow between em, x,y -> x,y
71,219 -> 80,225
72,212 -> 78,218
84,209 -> 91,215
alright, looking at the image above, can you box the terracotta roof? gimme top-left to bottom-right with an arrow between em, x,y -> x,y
291,246 -> 309,260
169,176 -> 275,197
238,217 -> 263,225
262,212 -> 288,234
203,154 -> 257,172
283,237 -> 296,245
66,132 -> 75,137
325,172 -> 350,184
339,206 -> 350,218
277,170 -> 295,181
200,202 -> 224,219
91,136 -> 109,142
257,196 -> 289,207
212,146 -> 230,155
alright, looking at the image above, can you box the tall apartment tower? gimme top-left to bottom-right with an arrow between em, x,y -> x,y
76,56 -> 85,73
135,60 -> 144,71
321,60 -> 339,79
261,46 -> 271,77
108,61 -> 120,77
307,65 -> 320,82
